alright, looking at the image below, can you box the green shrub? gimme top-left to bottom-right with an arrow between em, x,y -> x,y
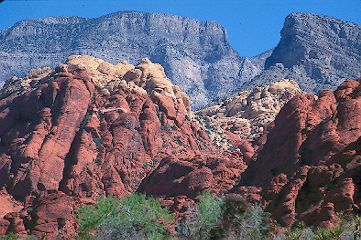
229,203 -> 271,240
0,234 -> 36,240
0,233 -> 18,240
177,192 -> 223,239
198,192 -> 223,228
177,193 -> 272,240
173,136 -> 182,145
282,223 -> 315,240
314,226 -> 342,240
351,215 -> 361,238
78,197 -> 118,238
77,194 -> 173,240
227,145 -> 237,151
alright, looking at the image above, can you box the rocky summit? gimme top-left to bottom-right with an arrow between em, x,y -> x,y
1,12 -> 360,109
0,56 -> 247,238
244,13 -> 361,92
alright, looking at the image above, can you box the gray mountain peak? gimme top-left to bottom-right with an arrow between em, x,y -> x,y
0,11 -> 360,109
244,12 -> 361,92
0,11 -> 255,109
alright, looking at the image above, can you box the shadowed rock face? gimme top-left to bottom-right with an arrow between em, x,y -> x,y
245,13 -> 361,92
0,56 -> 246,238
238,78 -> 361,228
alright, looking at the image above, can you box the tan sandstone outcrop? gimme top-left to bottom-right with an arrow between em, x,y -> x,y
196,80 -> 301,151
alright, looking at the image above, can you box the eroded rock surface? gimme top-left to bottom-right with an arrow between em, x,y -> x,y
0,11 -> 258,109
0,55 -> 246,238
196,80 -> 301,149
1,12 -> 361,109
238,78 -> 361,227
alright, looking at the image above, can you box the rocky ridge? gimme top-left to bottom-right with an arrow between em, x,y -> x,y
0,55 -> 246,238
238,77 -> 361,228
0,11 -> 258,110
0,55 -> 360,237
244,13 -> 361,92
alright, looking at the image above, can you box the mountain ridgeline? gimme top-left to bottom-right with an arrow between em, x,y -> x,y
0,11 -> 255,109
0,12 -> 360,109
246,13 -> 361,92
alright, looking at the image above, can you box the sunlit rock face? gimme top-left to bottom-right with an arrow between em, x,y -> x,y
2,12 -> 360,108
0,56 -> 246,238
238,78 -> 361,228
196,79 -> 302,142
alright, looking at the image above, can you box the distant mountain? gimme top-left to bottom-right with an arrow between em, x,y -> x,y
242,13 -> 361,92
0,12 -> 360,109
0,11 -> 258,109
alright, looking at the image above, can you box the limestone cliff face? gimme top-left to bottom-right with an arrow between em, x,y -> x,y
2,12 -> 360,109
0,11 -> 253,109
244,13 -> 361,92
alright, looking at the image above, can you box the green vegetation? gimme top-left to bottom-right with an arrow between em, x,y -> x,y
227,145 -> 237,151
0,233 -> 18,240
198,192 -> 223,228
76,192 -> 361,240
314,226 -> 343,240
230,204 -> 271,239
177,191 -> 224,239
177,192 -> 271,239
77,194 -> 173,240
173,135 -> 182,145
278,214 -> 361,240
0,234 -> 35,240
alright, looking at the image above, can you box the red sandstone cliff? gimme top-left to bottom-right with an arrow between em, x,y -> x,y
0,56 -> 246,238
238,78 -> 361,227
0,54 -> 360,238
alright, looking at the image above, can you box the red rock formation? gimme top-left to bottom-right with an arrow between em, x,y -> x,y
0,56 -> 246,238
3,54 -> 358,236
139,152 -> 245,198
238,78 -> 361,227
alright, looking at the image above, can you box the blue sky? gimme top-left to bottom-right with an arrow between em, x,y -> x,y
0,0 -> 360,56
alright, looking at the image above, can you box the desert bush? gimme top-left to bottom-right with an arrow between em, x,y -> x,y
0,233 -> 18,240
176,192 -> 223,239
314,226 -> 342,240
77,193 -> 173,240
177,193 -> 272,240
280,223 -> 315,240
0,234 -> 35,240
227,203 -> 271,240
198,192 -> 223,228
277,214 -> 361,240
